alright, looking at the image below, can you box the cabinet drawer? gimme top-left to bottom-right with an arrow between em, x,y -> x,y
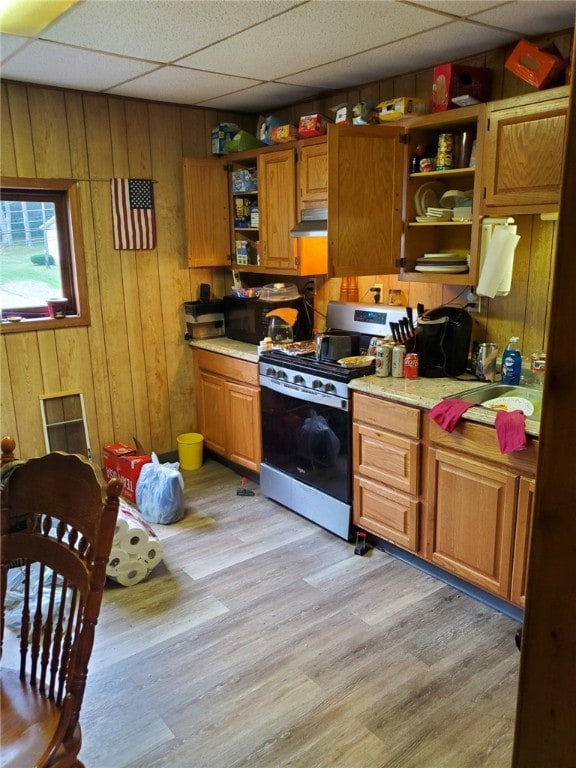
353,423 -> 419,495
428,417 -> 538,475
195,349 -> 258,386
353,475 -> 419,552
353,392 -> 420,438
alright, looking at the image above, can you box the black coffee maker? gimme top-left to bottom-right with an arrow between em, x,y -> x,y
414,306 -> 473,377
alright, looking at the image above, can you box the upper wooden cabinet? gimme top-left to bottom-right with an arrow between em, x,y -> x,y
328,124 -> 405,278
257,148 -> 297,272
183,158 -> 229,268
298,139 -> 328,209
481,86 -> 569,214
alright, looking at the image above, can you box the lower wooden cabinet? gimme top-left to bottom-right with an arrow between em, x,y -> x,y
510,477 -> 536,607
194,349 -> 261,473
352,393 -> 421,552
426,447 -> 517,598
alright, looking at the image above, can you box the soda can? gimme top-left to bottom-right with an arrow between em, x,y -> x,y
403,352 -> 419,379
375,343 -> 392,377
391,344 -> 406,378
368,336 -> 382,357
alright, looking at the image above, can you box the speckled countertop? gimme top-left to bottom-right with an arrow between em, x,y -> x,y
188,338 -> 540,438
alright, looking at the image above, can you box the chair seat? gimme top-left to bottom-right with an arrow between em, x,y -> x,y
1,667 -> 80,768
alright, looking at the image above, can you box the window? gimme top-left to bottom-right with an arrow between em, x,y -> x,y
0,177 -> 90,331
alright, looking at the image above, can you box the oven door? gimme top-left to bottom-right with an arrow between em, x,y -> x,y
260,377 -> 351,503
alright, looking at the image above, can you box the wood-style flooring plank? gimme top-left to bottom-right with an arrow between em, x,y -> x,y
78,459 -> 520,768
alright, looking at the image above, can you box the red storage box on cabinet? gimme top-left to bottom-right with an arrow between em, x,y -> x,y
103,443 -> 151,503
432,64 -> 492,111
505,39 -> 566,89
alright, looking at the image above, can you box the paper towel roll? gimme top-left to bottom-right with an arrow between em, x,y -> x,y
477,220 -> 520,298
123,525 -> 150,554
108,558 -> 149,587
141,540 -> 164,570
106,547 -> 131,577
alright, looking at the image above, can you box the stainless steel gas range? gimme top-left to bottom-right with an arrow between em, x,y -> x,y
259,301 -> 411,540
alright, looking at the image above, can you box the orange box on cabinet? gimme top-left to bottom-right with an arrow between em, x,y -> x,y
505,40 -> 566,90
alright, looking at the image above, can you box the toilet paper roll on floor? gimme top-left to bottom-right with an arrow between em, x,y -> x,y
108,558 -> 149,587
113,516 -> 130,546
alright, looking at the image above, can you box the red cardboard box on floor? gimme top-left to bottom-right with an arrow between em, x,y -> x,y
432,64 -> 492,112
505,39 -> 566,89
103,443 -> 151,503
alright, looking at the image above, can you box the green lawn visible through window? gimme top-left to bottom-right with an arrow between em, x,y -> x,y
0,178 -> 89,329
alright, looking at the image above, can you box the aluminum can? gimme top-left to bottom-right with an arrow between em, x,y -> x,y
436,133 -> 454,170
403,352 -> 419,379
368,336 -> 382,357
375,342 -> 392,377
391,344 -> 406,378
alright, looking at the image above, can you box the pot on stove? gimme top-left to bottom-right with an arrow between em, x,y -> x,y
319,331 -> 361,362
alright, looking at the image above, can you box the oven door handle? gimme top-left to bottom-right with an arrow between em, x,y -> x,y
259,377 -> 348,411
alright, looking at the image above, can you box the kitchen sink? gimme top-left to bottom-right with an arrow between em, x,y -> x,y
446,383 -> 543,421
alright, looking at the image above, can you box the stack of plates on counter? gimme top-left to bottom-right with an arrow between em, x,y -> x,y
414,253 -> 469,274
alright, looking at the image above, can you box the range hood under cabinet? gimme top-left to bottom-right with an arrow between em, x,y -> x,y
290,207 -> 327,238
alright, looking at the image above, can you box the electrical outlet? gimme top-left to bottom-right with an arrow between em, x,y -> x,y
371,283 -> 383,296
468,297 -> 482,313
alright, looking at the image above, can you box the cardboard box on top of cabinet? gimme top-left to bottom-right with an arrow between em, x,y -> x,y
298,114 -> 331,138
431,65 -> 492,111
257,114 -> 285,144
103,443 -> 152,504
377,97 -> 429,121
211,123 -> 239,156
505,39 -> 566,89
270,124 -> 298,143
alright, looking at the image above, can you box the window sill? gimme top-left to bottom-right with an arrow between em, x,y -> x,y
0,315 -> 89,334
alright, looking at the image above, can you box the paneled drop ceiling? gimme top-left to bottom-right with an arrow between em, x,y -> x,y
1,0 -> 575,112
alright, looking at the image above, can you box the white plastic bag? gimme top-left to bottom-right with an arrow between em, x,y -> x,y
135,453 -> 185,524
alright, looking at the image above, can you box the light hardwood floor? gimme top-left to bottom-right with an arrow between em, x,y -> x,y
81,459 -> 520,768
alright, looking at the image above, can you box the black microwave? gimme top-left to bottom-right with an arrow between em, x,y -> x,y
223,295 -> 313,345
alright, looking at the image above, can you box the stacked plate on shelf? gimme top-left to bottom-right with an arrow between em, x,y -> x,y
414,181 -> 447,218
414,252 -> 469,274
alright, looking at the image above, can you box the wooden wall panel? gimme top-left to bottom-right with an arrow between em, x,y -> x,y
6,83 -> 35,177
0,85 -> 17,175
28,88 -> 71,177
0,339 -> 17,443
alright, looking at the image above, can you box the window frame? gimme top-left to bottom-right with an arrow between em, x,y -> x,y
0,177 -> 90,333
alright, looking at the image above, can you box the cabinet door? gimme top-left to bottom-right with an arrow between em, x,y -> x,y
227,381 -> 261,472
353,475 -> 419,552
482,89 -> 568,213
427,448 -> 517,597
510,476 -> 536,607
197,371 -> 228,455
258,148 -> 297,271
299,141 -> 328,208
328,124 -> 405,277
183,158 -> 230,267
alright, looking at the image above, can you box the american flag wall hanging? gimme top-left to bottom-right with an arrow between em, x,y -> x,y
111,178 -> 156,250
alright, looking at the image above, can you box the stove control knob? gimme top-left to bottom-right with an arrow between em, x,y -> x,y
276,369 -> 288,380
293,374 -> 305,385
266,367 -> 277,377
312,379 -> 324,389
324,382 -> 336,393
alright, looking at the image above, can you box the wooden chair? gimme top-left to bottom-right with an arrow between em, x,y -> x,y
1,441 -> 122,768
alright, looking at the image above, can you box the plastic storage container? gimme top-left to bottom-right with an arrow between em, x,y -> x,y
501,337 -> 522,385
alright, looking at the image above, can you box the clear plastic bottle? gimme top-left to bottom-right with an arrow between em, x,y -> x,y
501,336 -> 522,385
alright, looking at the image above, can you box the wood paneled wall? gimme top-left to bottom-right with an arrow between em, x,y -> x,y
0,29 -> 570,461
0,82 -> 250,461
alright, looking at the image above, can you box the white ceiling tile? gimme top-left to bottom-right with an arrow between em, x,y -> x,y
177,0 -> 453,80
0,34 -> 30,62
408,1 -> 514,16
0,40 -> 159,91
198,81 -> 325,111
106,66 -> 261,105
278,20 -> 517,89
42,0 -> 302,63
468,1 -> 576,34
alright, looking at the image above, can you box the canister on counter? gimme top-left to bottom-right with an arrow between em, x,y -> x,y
403,352 -> 419,379
391,344 -> 406,378
436,133 -> 454,170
